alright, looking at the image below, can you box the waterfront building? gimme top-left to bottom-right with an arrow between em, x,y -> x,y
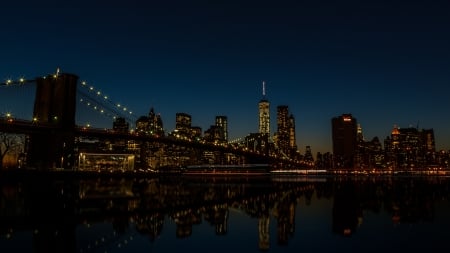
135,116 -> 149,135
215,116 -> 228,142
288,114 -> 297,154
136,107 -> 165,137
171,112 -> 203,141
148,107 -> 165,137
191,126 -> 202,140
113,117 -> 129,134
204,125 -> 224,144
173,112 -> 192,139
332,114 -> 358,169
78,153 -> 135,171
304,146 -> 314,165
258,81 -> 270,137
275,105 -> 297,158
245,133 -> 269,154
384,126 -> 436,169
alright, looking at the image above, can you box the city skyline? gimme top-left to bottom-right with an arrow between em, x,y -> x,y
1,0 -> 449,154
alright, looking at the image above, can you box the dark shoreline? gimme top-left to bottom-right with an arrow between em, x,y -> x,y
1,168 -> 449,181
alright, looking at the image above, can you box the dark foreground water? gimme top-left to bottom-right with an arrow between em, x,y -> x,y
1,174 -> 450,253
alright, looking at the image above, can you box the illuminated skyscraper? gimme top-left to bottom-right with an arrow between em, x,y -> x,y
175,113 -> 191,131
332,114 -> 358,168
276,105 -> 297,157
149,107 -> 165,137
135,107 -> 165,137
258,81 -> 270,136
215,116 -> 228,142
288,114 -> 297,152
174,112 -> 192,139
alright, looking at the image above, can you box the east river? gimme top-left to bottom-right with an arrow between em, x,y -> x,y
1,173 -> 450,252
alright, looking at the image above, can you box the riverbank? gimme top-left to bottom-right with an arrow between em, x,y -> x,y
2,167 -> 450,181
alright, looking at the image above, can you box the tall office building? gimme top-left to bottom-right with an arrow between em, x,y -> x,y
174,112 -> 192,139
215,116 -> 228,142
175,113 -> 191,131
276,105 -> 297,157
288,114 -> 297,152
135,107 -> 165,137
113,117 -> 130,134
148,107 -> 165,137
332,114 -> 358,168
258,81 -> 270,136
422,128 -> 435,152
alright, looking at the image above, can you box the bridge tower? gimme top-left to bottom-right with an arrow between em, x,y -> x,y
27,73 -> 79,169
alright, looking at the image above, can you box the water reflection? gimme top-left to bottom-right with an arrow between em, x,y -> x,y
1,175 -> 450,252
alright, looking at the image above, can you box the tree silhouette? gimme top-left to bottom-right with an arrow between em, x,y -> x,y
0,132 -> 24,169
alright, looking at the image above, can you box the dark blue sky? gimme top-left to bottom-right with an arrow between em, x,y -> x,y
1,0 -> 449,154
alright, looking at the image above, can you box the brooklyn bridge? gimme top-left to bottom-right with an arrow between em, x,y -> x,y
0,71 -> 312,172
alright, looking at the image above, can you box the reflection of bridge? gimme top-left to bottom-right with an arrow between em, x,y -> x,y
0,175 -> 318,252
0,71 -> 308,170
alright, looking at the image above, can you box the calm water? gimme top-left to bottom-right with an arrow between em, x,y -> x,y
1,174 -> 450,253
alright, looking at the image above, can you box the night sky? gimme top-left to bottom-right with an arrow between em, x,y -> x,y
1,0 -> 449,154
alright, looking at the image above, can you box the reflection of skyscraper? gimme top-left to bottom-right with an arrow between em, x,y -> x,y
258,214 -> 270,251
258,81 -> 270,136
332,180 -> 359,237
332,114 -> 357,168
274,197 -> 296,246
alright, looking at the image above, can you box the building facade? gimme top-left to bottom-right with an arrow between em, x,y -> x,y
215,116 -> 228,142
332,114 -> 358,169
275,105 -> 297,158
258,82 -> 270,137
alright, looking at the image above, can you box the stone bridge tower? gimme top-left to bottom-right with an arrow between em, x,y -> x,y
27,73 -> 79,169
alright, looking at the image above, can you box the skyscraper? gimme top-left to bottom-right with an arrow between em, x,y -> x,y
276,105 -> 297,157
174,112 -> 192,139
135,107 -> 165,137
215,116 -> 228,142
148,107 -> 165,137
288,114 -> 297,152
332,114 -> 358,168
258,81 -> 270,136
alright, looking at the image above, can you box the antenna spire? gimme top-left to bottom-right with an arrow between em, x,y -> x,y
262,81 -> 266,97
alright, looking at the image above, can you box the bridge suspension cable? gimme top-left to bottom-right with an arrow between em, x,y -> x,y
77,80 -> 138,126
0,72 -> 139,127
0,77 -> 36,86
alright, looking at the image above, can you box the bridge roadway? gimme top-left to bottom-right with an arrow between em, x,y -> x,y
0,117 -> 302,166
